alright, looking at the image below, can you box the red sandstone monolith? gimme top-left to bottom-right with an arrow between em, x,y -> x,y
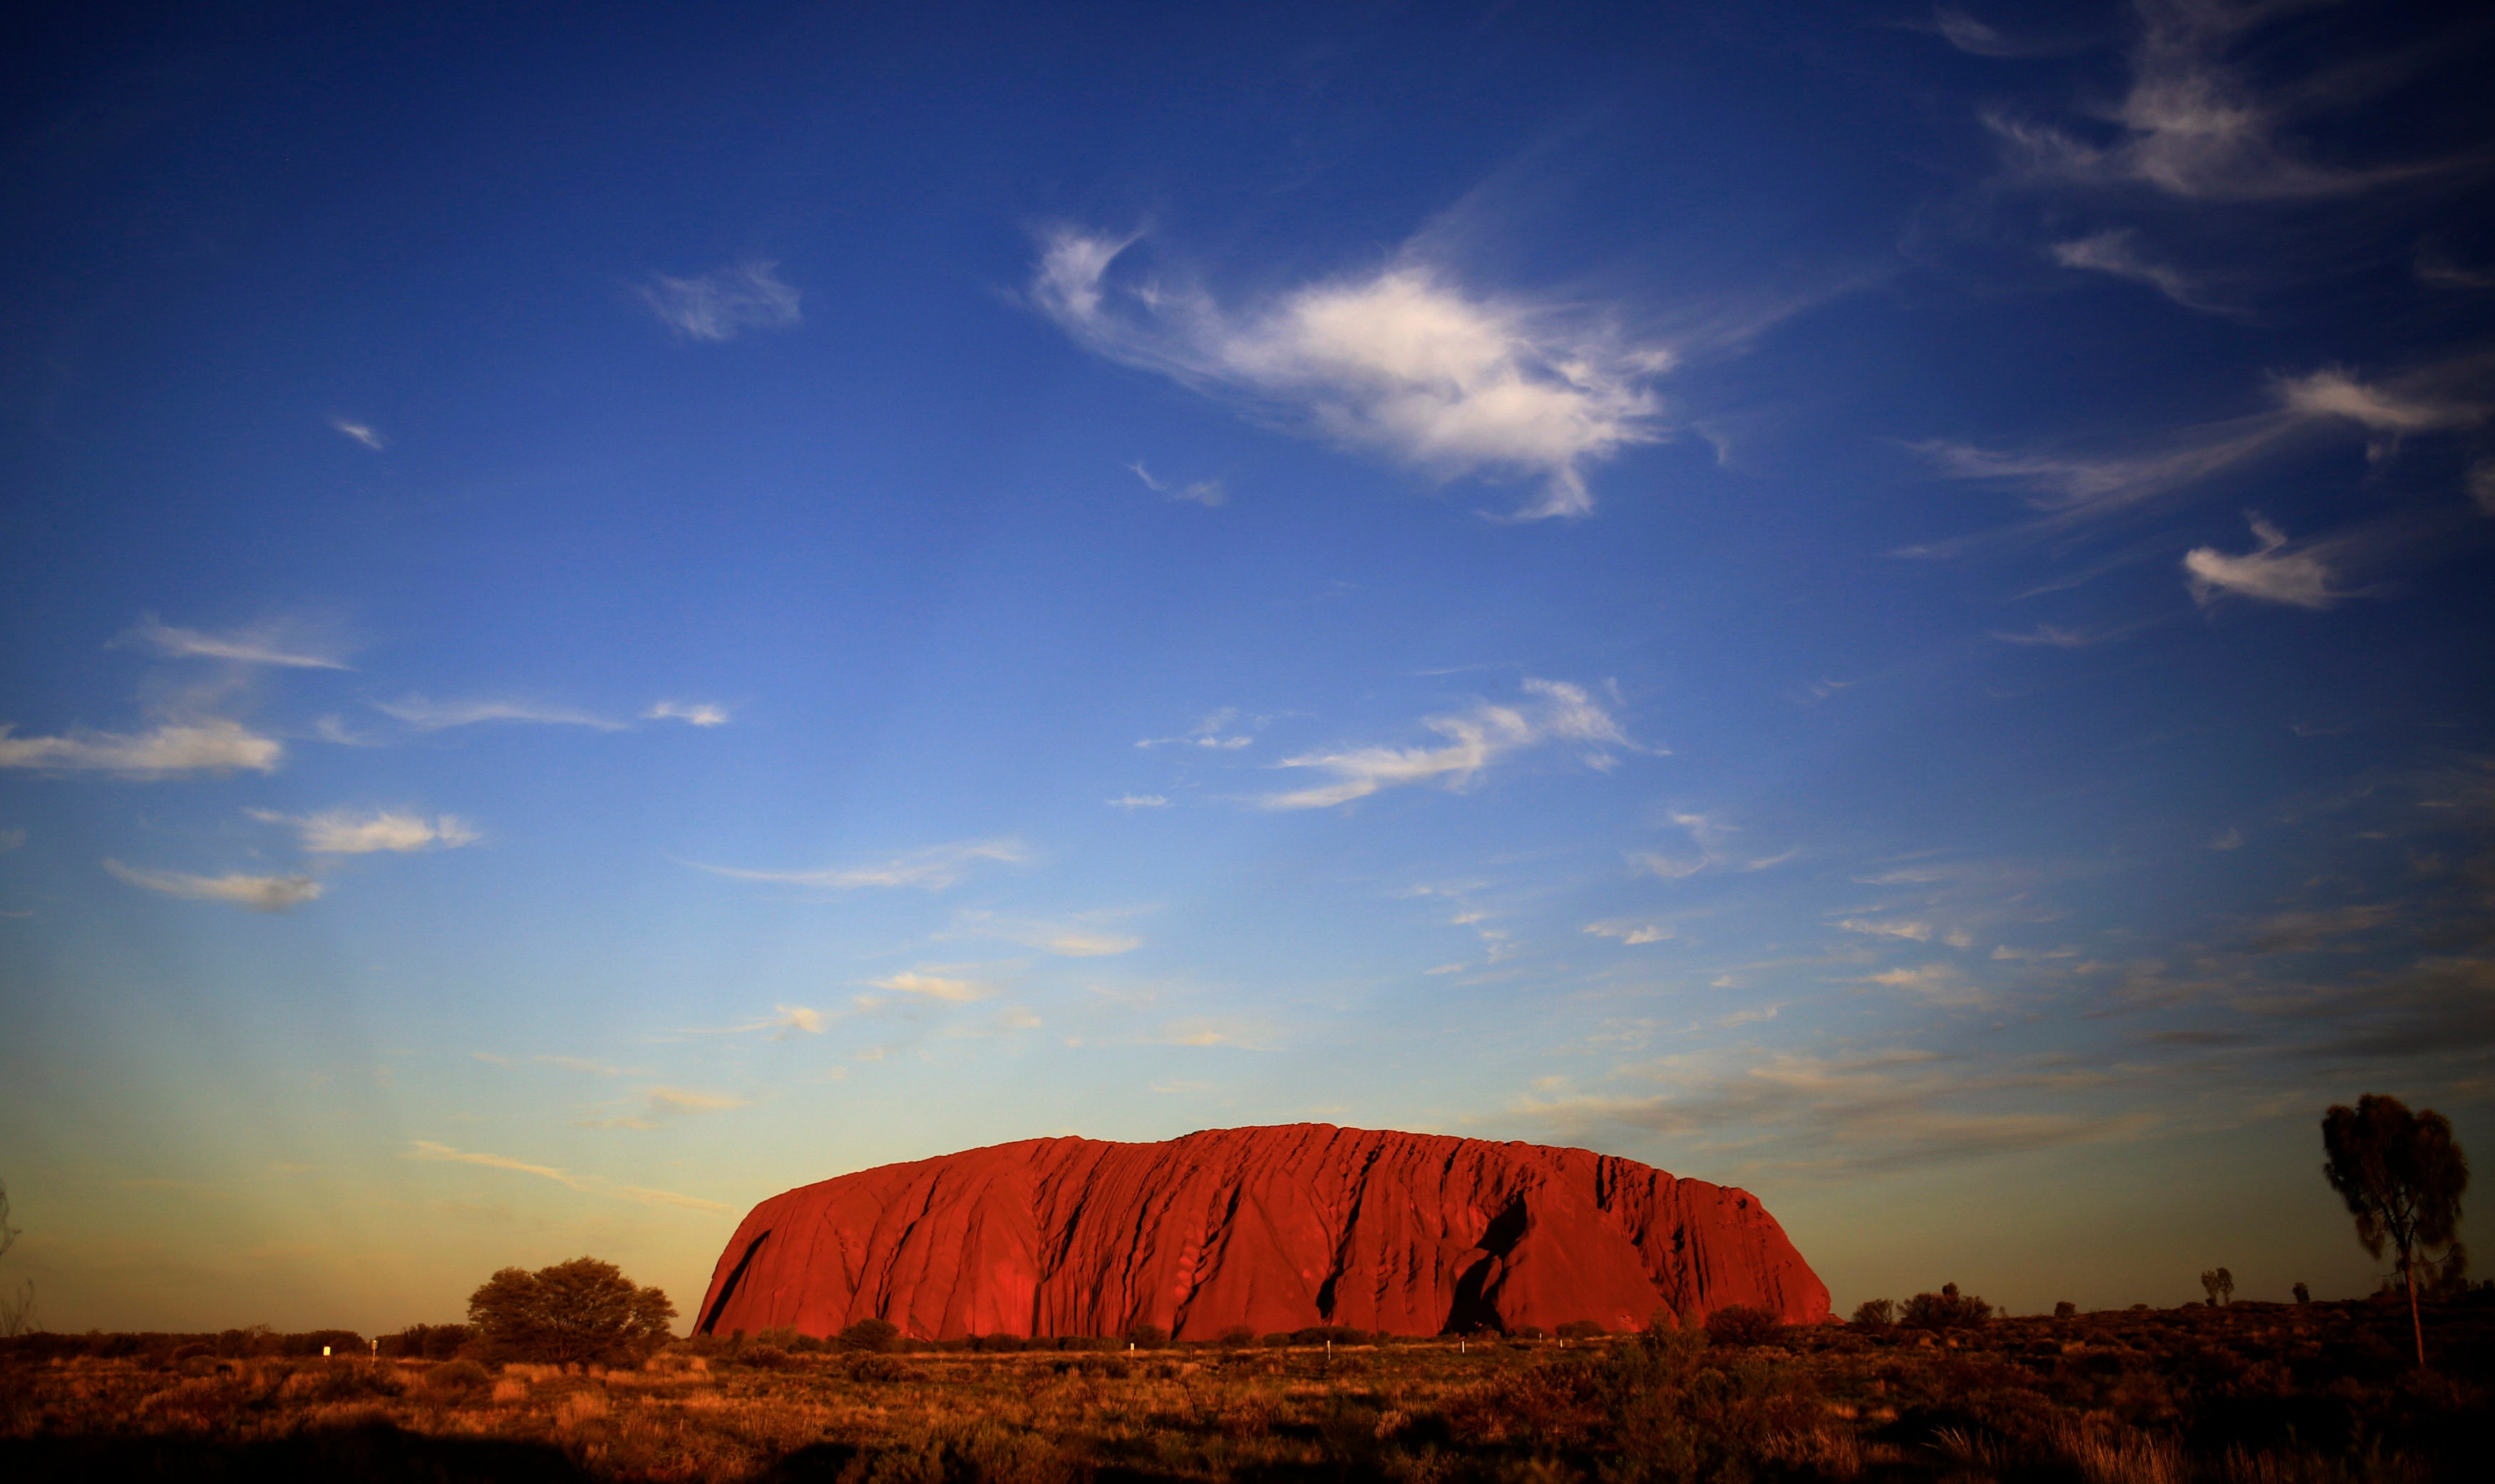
696,1124 -> 1828,1340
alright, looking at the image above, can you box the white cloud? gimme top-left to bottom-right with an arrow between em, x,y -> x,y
2274,367 -> 2484,434
954,910 -> 1145,957
115,614 -> 352,669
1032,228 -> 1672,518
1988,0 -> 2428,201
870,970 -> 986,1002
2184,513 -> 2342,609
408,1140 -> 731,1212
104,860 -> 321,911
637,261 -> 802,341
535,1055 -> 622,1076
248,808 -> 478,854
644,701 -> 729,726
1126,460 -> 1228,507
692,838 -> 1026,891
328,417 -> 387,450
1107,794 -> 1170,810
1260,678 -> 1627,810
1583,920 -> 1672,945
1139,708 -> 1253,750
0,829 -> 22,852
1153,1016 -> 1272,1049
580,1086 -> 751,1129
2208,826 -> 2243,850
1990,621 -> 2151,647
667,1003 -> 831,1039
374,696 -> 628,731
2471,460 -> 2495,515
1910,363 -> 2490,550
1864,962 -> 1990,1006
2049,230 -> 2224,311
0,720 -> 283,776
1838,917 -> 1935,942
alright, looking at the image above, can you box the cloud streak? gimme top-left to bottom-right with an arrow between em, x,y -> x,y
248,808 -> 479,854
691,838 -> 1027,891
115,615 -> 352,669
638,261 -> 802,341
0,720 -> 283,776
1032,229 -> 1672,518
408,1140 -> 731,1212
1261,679 -> 1628,810
2184,514 -> 2344,609
374,697 -> 629,731
104,860 -> 321,911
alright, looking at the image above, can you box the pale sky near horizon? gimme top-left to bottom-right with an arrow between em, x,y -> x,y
2,0 -> 2491,1334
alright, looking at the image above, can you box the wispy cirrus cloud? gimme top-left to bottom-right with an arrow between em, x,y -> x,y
408,1140 -> 731,1212
2184,514 -> 2345,609
115,614 -> 353,670
328,417 -> 387,450
1126,460 -> 1227,507
867,969 -> 987,1002
1107,794 -> 1171,810
691,838 -> 1027,891
671,1004 -> 831,1039
247,808 -> 479,854
953,910 -> 1143,957
577,1086 -> 750,1130
0,719 -> 283,776
2049,230 -> 2230,313
1583,920 -> 1673,945
1863,962 -> 1990,1006
1138,708 -> 1254,750
1261,679 -> 1629,810
1031,228 -> 1672,518
1990,620 -> 2154,647
374,696 -> 629,731
1985,0 -> 2444,202
644,701 -> 729,726
1908,361 -> 2493,552
637,261 -> 802,341
104,860 -> 321,911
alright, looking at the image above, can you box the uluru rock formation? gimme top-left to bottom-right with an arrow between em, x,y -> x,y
697,1125 -> 1828,1340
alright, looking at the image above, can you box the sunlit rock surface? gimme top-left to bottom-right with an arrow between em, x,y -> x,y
697,1124 -> 1829,1340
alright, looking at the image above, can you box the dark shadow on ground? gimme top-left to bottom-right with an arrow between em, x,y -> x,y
0,1424 -> 594,1483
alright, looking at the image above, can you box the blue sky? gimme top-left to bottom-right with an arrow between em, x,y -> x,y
3,0 -> 2491,1332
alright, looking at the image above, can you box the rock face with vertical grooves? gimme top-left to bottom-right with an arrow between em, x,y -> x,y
696,1125 -> 1829,1339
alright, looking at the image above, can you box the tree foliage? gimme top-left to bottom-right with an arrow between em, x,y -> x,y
465,1257 -> 674,1364
1900,1282 -> 1992,1329
837,1316 -> 900,1353
1848,1298 -> 1894,1329
2322,1093 -> 2468,1365
2200,1267 -> 2234,1306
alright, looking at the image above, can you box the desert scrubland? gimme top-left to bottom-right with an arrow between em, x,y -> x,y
4,1299 -> 2489,1483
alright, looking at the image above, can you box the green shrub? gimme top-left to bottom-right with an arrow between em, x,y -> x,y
1850,1299 -> 1895,1329
738,1344 -> 794,1369
2054,1301 -> 2078,1318
1556,1319 -> 1609,1339
1123,1322 -> 1170,1349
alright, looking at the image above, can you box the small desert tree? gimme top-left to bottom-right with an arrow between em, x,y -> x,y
0,1178 -> 34,1338
467,1257 -> 674,1364
2199,1267 -> 2234,1306
2322,1093 -> 2468,1367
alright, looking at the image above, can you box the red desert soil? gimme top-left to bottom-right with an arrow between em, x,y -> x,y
696,1124 -> 1828,1341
